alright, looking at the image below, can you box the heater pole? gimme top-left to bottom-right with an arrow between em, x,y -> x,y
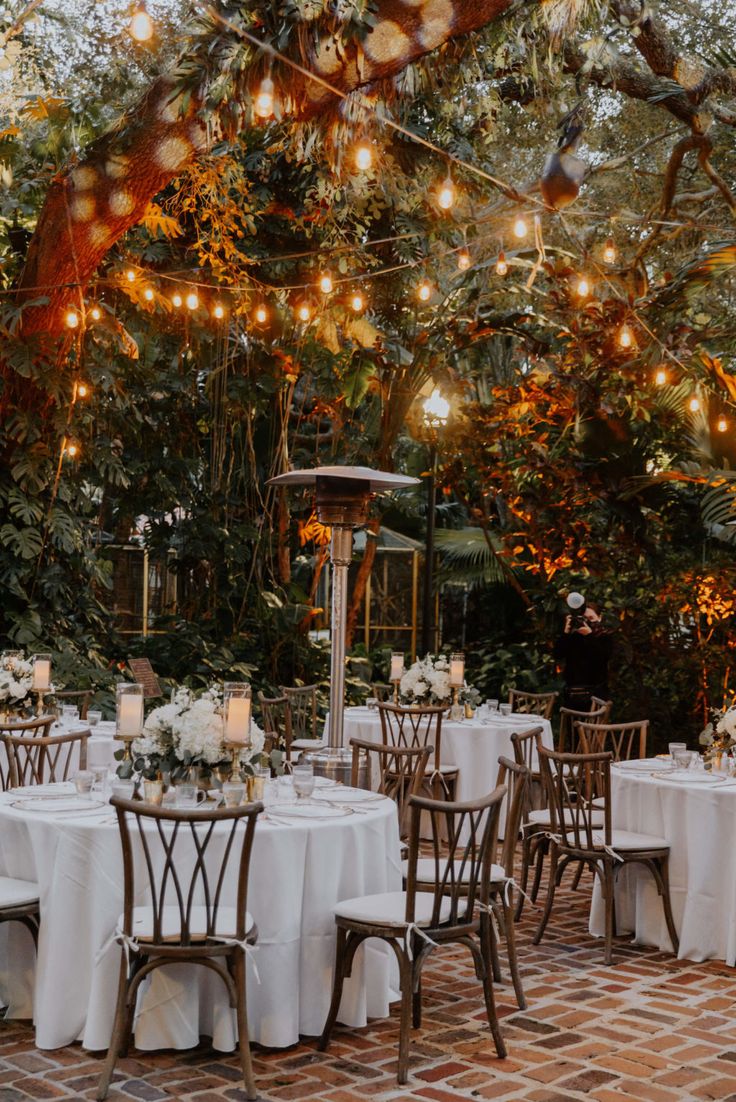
327,527 -> 354,750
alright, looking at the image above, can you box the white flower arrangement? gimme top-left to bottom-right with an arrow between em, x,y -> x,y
716,705 -> 736,741
400,655 -> 454,706
125,684 -> 265,779
0,654 -> 34,710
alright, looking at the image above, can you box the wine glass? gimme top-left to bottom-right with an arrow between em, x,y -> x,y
292,764 -> 315,802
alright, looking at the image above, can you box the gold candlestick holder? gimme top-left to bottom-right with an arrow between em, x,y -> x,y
392,680 -> 401,705
450,686 -> 464,722
225,740 -> 247,783
35,690 -> 48,717
115,732 -> 138,763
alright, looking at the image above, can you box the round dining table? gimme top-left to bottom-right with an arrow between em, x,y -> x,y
0,781 -> 401,1051
589,760 -> 736,964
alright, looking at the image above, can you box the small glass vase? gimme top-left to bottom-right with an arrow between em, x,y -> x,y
143,778 -> 163,806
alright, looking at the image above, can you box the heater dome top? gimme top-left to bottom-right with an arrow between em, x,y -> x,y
267,465 -> 419,492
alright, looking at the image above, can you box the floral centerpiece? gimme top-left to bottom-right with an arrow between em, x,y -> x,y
399,655 -> 479,709
0,653 -> 34,717
700,702 -> 736,760
117,684 -> 265,781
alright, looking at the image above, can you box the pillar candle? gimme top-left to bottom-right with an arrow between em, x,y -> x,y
117,693 -> 143,737
225,696 -> 251,744
32,658 -> 51,691
449,654 -> 465,687
390,653 -> 404,682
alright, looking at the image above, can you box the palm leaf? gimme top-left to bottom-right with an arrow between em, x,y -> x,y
435,528 -> 509,586
654,241 -> 736,307
702,471 -> 736,544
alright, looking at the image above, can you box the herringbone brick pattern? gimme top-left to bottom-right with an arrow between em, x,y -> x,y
1,877 -> 735,1101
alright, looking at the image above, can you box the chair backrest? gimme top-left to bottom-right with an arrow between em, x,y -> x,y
53,689 -> 92,720
3,728 -> 89,787
281,685 -> 318,740
377,703 -> 446,768
590,696 -> 613,718
112,796 -> 262,949
509,725 -> 545,772
495,756 -> 531,878
349,738 -> 431,841
257,692 -> 291,747
508,690 -> 558,720
537,744 -> 612,851
0,716 -> 53,789
558,702 -> 609,754
404,786 -> 506,931
576,719 -> 648,761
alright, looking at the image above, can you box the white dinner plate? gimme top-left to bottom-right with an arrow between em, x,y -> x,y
9,782 -> 76,797
11,796 -> 107,813
313,787 -> 384,804
651,770 -> 729,784
313,776 -> 339,788
267,802 -> 353,819
615,759 -> 664,772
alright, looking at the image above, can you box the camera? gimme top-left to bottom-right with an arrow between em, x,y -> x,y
566,591 -> 587,631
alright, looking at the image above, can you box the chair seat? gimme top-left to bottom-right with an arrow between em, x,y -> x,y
427,764 -> 459,776
591,796 -> 605,809
126,905 -> 255,944
290,738 -> 326,751
592,829 -> 669,852
334,890 -> 451,927
402,858 -> 506,884
0,877 -> 39,908
528,809 -> 604,827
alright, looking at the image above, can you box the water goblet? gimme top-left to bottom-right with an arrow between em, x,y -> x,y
499,703 -> 512,717
668,742 -> 687,760
72,770 -> 94,798
91,765 -> 109,795
292,764 -> 315,802
111,778 -> 135,802
61,705 -> 80,726
222,782 -> 245,808
486,699 -> 499,713
672,749 -> 692,771
87,710 -> 102,727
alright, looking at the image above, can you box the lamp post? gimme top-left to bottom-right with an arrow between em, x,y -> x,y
266,465 -> 418,779
420,388 -> 450,656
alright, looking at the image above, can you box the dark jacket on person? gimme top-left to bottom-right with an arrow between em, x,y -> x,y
553,628 -> 613,693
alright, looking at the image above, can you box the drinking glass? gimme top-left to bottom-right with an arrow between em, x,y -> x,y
499,703 -> 512,717
222,782 -> 245,808
292,764 -> 315,801
175,784 -> 205,809
72,770 -> 94,798
91,766 -> 109,795
87,710 -> 102,727
673,749 -> 693,770
61,705 -> 80,725
111,779 -> 135,801
486,700 -> 499,713
365,697 -> 378,711
668,742 -> 687,759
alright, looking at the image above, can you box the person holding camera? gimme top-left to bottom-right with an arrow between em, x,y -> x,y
553,600 -> 613,711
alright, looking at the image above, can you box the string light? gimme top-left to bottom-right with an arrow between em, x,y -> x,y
254,76 -> 275,119
319,273 -> 333,295
74,382 -> 89,399
417,280 -> 432,302
89,305 -> 102,321
495,252 -> 508,276
185,291 -> 199,311
513,216 -> 528,239
125,269 -> 136,283
688,396 -> 701,412
65,309 -> 79,329
438,175 -> 455,211
143,287 -> 154,301
718,415 -> 728,432
655,367 -> 667,386
213,303 -> 225,319
128,4 -> 153,42
171,292 -> 183,308
297,303 -> 312,322
457,250 -> 471,271
254,304 -> 269,324
618,324 -> 634,349
575,276 -> 591,298
355,144 -> 373,171
350,292 -> 364,312
603,238 -> 617,264
65,442 -> 80,459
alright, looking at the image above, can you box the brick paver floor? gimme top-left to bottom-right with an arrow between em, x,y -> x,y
1,877 -> 735,1101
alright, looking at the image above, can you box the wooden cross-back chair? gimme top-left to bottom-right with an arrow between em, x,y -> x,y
349,739 -> 431,842
319,785 -> 508,1084
0,716 -> 54,790
53,689 -> 92,720
534,745 -> 679,965
507,690 -> 558,720
509,726 -> 561,918
3,728 -> 89,788
577,719 -> 649,763
558,700 -> 611,754
257,692 -> 291,756
97,796 -> 263,1101
280,684 -> 318,741
377,702 -> 457,801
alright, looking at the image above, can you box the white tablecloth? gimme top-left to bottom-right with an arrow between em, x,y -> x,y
327,706 -> 554,806
0,786 -> 401,1050
0,720 -> 117,778
589,764 -> 736,964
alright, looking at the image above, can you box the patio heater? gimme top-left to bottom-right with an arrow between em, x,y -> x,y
267,465 -> 419,781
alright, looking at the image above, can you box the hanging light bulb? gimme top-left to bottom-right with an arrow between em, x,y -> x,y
213,303 -> 225,319
575,276 -> 591,298
603,238 -> 617,264
171,292 -> 183,309
495,252 -> 508,276
438,175 -> 455,211
254,304 -> 268,325
185,291 -> 199,311
143,286 -> 154,302
355,144 -> 373,171
254,76 -> 275,119
513,216 -> 528,239
128,4 -> 154,42
65,442 -> 80,459
319,273 -> 333,295
65,309 -> 79,329
297,302 -> 311,323
75,382 -> 89,399
457,249 -> 471,271
718,415 -> 728,433
125,269 -> 136,283
350,292 -> 364,312
418,280 -> 432,302
618,324 -> 634,349
689,395 -> 701,413
654,367 -> 667,386
89,305 -> 102,321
